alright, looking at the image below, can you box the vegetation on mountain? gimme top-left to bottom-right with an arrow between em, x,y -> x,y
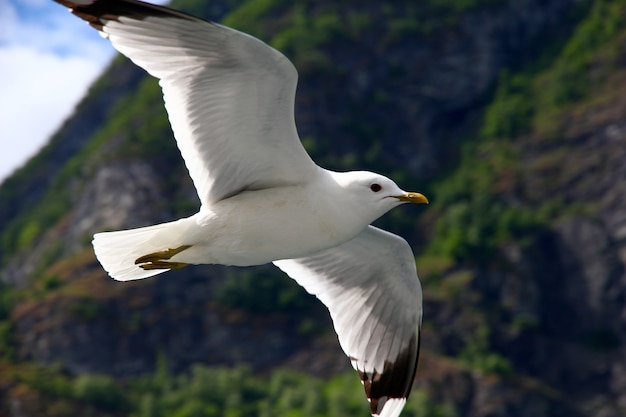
1,359 -> 461,417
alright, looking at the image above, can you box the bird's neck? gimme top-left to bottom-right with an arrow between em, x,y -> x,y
322,169 -> 381,229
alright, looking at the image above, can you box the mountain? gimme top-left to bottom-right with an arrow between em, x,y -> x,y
1,0 -> 625,416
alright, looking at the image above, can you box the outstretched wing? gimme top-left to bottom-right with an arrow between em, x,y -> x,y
56,0 -> 317,206
274,226 -> 422,417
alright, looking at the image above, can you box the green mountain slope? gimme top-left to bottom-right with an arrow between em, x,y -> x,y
2,0 -> 626,416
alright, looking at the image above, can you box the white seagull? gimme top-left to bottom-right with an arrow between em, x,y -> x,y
55,1 -> 429,416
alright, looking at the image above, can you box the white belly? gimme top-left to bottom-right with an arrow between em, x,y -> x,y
170,184 -> 366,267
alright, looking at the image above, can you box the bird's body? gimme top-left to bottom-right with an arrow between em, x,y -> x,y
54,1 -> 429,416
98,168 -> 402,276
189,170 -> 392,265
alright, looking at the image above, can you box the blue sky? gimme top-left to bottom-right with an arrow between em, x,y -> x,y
0,0 -> 115,182
0,0 -> 168,183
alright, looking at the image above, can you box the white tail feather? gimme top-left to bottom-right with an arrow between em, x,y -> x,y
93,221 -> 185,281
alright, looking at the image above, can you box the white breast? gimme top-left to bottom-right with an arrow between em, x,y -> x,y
171,172 -> 369,266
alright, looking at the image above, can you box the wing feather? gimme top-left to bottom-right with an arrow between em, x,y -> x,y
56,0 -> 317,206
274,226 -> 423,417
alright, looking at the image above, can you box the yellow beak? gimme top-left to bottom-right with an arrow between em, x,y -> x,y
395,192 -> 429,204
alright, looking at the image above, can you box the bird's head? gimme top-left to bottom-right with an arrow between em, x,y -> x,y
333,171 -> 428,223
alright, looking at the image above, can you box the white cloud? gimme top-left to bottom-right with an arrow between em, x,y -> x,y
0,45 -> 109,181
0,0 -> 115,182
0,0 -> 171,183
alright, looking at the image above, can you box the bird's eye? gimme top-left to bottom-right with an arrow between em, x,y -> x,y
370,183 -> 382,192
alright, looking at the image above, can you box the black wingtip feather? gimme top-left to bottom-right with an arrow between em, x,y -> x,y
54,0 -> 201,31
358,333 -> 420,416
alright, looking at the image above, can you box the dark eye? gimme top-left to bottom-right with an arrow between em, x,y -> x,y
370,183 -> 382,192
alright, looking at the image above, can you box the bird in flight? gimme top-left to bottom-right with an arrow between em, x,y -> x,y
54,1 -> 429,416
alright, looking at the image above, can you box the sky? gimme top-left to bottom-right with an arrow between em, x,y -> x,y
0,0 -> 114,183
0,0 -> 169,184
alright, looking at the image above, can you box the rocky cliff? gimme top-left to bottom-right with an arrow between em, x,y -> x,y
1,0 -> 625,416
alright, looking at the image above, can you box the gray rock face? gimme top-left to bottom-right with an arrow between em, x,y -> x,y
471,107 -> 626,413
69,162 -> 171,242
12,267 -> 321,377
1,161 -> 170,287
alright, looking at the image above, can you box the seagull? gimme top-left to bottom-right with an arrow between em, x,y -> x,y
54,1 -> 429,416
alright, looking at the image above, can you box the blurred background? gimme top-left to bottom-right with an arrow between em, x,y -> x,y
1,0 -> 625,416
